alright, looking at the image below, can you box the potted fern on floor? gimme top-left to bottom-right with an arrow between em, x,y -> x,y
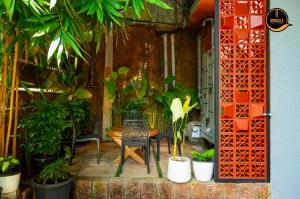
0,156 -> 20,194
31,148 -> 72,199
167,96 -> 197,183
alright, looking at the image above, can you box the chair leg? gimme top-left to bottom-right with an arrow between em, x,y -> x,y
144,144 -> 147,165
157,138 -> 160,161
96,139 -> 100,164
146,143 -> 150,174
69,139 -> 76,165
149,138 -> 151,157
120,144 -> 125,173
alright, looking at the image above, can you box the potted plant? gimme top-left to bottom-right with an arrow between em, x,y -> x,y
191,149 -> 214,182
31,148 -> 72,199
0,156 -> 20,193
21,98 -> 69,173
146,110 -> 158,136
167,96 -> 198,183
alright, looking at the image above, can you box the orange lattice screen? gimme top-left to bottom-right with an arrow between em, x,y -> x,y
217,0 -> 269,180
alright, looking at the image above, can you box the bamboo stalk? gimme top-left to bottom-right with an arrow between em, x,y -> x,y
12,73 -> 19,157
0,82 -> 5,157
0,38 -> 10,157
24,41 -> 29,63
5,30 -> 19,158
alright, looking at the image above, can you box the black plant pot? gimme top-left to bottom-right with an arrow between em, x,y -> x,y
31,176 -> 73,199
31,156 -> 56,175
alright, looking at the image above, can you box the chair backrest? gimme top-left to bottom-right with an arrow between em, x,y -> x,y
122,118 -> 149,147
125,110 -> 144,120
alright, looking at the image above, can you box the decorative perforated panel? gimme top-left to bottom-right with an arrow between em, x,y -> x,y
218,0 -> 268,180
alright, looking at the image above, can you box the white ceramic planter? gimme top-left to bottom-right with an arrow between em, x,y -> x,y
0,172 -> 21,193
167,157 -> 191,183
192,160 -> 213,182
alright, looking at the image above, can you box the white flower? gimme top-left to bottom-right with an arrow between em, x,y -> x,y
170,98 -> 183,123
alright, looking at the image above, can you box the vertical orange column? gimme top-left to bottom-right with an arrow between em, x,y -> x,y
218,0 -> 268,180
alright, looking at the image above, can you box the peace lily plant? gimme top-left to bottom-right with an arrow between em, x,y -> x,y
170,96 -> 198,160
167,95 -> 197,183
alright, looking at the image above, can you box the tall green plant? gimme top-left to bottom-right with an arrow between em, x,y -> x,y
21,99 -> 70,158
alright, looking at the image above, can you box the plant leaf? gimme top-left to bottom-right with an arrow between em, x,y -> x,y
182,96 -> 191,115
163,76 -> 176,84
4,0 -> 15,19
1,161 -> 9,173
111,72 -> 118,79
50,0 -> 57,10
73,88 -> 92,99
177,130 -> 182,141
147,0 -> 172,10
47,31 -> 61,61
10,158 -> 19,165
117,67 -> 129,75
170,98 -> 183,123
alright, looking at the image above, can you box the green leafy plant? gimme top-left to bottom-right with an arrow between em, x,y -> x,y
38,147 -> 71,184
170,96 -> 198,160
59,97 -> 91,139
103,66 -> 129,102
0,0 -> 172,160
0,156 -> 20,175
155,76 -> 200,125
147,111 -> 157,129
21,98 -> 70,158
191,149 -> 214,162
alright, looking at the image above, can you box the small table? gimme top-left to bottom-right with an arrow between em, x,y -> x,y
108,128 -> 158,165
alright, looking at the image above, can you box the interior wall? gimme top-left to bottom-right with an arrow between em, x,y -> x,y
175,30 -> 198,89
270,0 -> 300,198
113,25 -> 162,83
113,25 -> 198,89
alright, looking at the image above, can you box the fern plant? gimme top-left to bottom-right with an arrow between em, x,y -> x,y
38,148 -> 71,184
191,149 -> 214,162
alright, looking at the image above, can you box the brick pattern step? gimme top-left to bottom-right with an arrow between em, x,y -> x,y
74,177 -> 270,199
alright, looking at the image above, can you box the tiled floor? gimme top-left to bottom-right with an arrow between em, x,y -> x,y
70,140 -> 205,178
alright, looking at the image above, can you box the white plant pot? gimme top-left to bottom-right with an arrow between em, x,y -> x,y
0,172 -> 20,193
192,160 -> 214,182
167,157 -> 191,183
